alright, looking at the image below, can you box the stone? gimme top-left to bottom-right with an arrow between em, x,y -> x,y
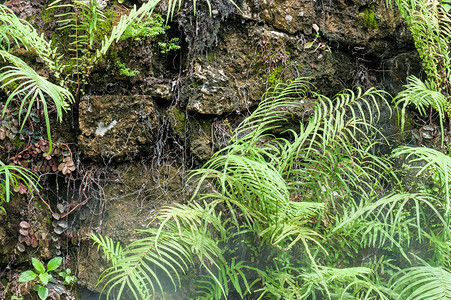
78,95 -> 158,162
185,63 -> 249,115
183,22 -> 356,117
141,78 -> 173,103
190,135 -> 214,161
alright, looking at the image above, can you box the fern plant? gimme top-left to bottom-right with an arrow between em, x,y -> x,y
0,4 -> 74,153
391,266 -> 451,300
0,51 -> 74,153
256,265 -> 390,300
92,201 -> 229,299
393,146 -> 451,216
92,78 -> 402,299
47,0 -> 161,96
389,0 -> 451,137
0,160 -> 39,213
0,4 -> 64,79
48,0 -> 105,84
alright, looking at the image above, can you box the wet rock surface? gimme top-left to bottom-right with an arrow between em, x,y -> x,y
78,95 -> 159,162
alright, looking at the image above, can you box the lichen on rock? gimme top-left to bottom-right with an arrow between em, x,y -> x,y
78,95 -> 158,162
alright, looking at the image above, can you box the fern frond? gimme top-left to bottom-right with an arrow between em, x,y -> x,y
197,258 -> 256,300
303,87 -> 389,154
0,4 -> 63,79
389,0 -> 451,140
90,234 -> 124,265
155,201 -> 227,243
191,153 -> 290,218
390,0 -> 451,87
49,0 -> 105,50
259,215 -> 325,251
395,75 -> 450,140
97,201 -> 230,299
256,265 -> 389,300
233,78 -> 312,145
391,266 -> 451,300
95,0 -> 159,63
0,160 -> 39,211
97,228 -> 192,299
304,266 -> 390,299
0,51 -> 74,153
332,193 -> 449,259
393,146 -> 451,216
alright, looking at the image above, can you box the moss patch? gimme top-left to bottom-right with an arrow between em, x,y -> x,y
357,8 -> 380,29
167,106 -> 186,138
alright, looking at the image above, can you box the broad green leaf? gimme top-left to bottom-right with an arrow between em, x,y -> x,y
32,258 -> 45,274
18,270 -> 37,282
39,272 -> 51,286
36,285 -> 49,300
46,256 -> 62,272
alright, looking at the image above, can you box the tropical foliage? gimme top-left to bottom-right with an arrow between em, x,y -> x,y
0,0 -> 179,206
389,0 -> 451,136
0,161 -> 39,213
0,0 -> 176,153
91,75 -> 451,299
47,0 -> 163,96
0,4 -> 73,152
1,0 -> 451,299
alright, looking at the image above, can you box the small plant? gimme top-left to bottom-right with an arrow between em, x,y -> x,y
158,38 -> 180,54
120,14 -> 168,41
59,268 -> 77,285
0,161 -> 39,213
119,13 -> 180,55
116,61 -> 140,77
18,257 -> 62,300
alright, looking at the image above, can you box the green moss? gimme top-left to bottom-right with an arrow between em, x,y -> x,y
402,113 -> 413,131
167,106 -> 186,137
263,64 -> 287,87
199,119 -> 211,134
357,9 -> 380,29
11,135 -> 25,149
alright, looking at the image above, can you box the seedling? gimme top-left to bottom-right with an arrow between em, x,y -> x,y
18,257 -> 62,300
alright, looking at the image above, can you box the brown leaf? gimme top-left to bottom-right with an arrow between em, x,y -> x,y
19,228 -> 29,236
19,221 -> 30,229
24,236 -> 32,246
57,203 -> 65,213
